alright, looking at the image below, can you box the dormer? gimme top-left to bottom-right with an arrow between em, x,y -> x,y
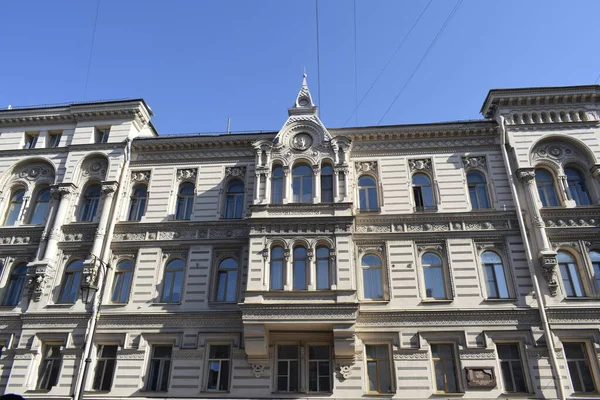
252,75 -> 351,208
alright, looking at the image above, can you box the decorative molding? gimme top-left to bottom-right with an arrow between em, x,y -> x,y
516,168 -> 535,184
357,310 -> 539,326
173,349 -> 204,359
408,158 -> 432,173
337,364 -> 353,379
81,158 -> 108,180
251,364 -> 265,378
355,161 -> 378,174
177,168 -> 197,181
131,170 -> 151,183
393,351 -> 429,360
538,250 -> 559,296
459,349 -> 496,360
15,163 -> 54,182
225,166 -> 246,179
462,155 -> 487,170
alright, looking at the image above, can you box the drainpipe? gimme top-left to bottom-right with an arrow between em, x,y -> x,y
73,138 -> 132,400
498,116 -> 566,400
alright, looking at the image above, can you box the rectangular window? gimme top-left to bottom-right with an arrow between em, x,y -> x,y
93,345 -> 118,391
365,345 -> 392,393
147,345 -> 172,392
308,345 -> 331,392
564,342 -> 596,393
24,133 -> 38,149
497,343 -> 527,393
48,132 -> 62,148
431,343 -> 459,393
277,345 -> 299,392
206,345 -> 230,391
95,127 -> 110,144
37,345 -> 62,390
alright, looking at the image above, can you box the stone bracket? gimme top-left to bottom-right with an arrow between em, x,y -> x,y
538,250 -> 558,296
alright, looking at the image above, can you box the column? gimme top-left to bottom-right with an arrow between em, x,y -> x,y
253,172 -> 261,204
284,248 -> 292,290
283,166 -> 291,204
307,247 -> 315,291
333,168 -> 340,202
342,167 -> 349,202
42,184 -> 76,263
89,181 -> 119,257
264,171 -> 272,205
313,165 -> 320,204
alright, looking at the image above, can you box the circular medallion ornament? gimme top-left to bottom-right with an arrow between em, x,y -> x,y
292,133 -> 312,151
299,98 -> 309,106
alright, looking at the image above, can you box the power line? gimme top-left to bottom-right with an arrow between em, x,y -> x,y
595,71 -> 600,84
343,0 -> 433,127
83,0 -> 101,99
377,0 -> 463,125
315,0 -> 322,112
353,0 -> 358,125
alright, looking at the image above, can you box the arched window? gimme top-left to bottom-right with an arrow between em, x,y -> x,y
3,188 -> 25,226
535,169 -> 559,207
565,167 -> 591,206
58,260 -> 84,303
161,259 -> 185,303
481,251 -> 509,299
79,183 -> 101,222
590,250 -> 600,291
422,252 -> 446,299
361,254 -> 383,299
316,246 -> 330,290
321,164 -> 334,203
271,166 -> 284,204
270,246 -> 284,290
175,182 -> 194,220
467,171 -> 490,209
412,173 -> 435,211
27,187 -> 51,225
557,251 -> 584,297
215,258 -> 238,302
128,184 -> 148,221
293,246 -> 308,290
225,181 -> 244,219
292,165 -> 313,203
2,262 -> 27,306
358,176 -> 379,211
111,260 -> 134,303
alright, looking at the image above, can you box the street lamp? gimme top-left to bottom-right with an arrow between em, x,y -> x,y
80,254 -> 110,304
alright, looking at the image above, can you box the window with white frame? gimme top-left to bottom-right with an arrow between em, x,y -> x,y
358,175 -> 379,211
315,246 -> 330,290
422,252 -> 448,300
37,344 -> 63,390
308,345 -> 331,392
481,251 -> 510,299
128,183 -> 148,221
58,259 -> 84,303
47,132 -> 62,148
412,173 -> 436,211
467,171 -> 490,209
2,262 -> 27,306
293,246 -> 308,290
431,343 -> 460,393
292,164 -> 313,203
270,246 -> 285,290
224,181 -> 244,219
215,258 -> 238,302
564,342 -> 597,393
24,132 -> 39,149
277,344 -> 300,392
365,344 -> 392,394
27,186 -> 50,225
535,168 -> 560,207
206,344 -> 231,391
557,251 -> 585,298
271,166 -> 284,204
111,260 -> 134,303
79,183 -> 101,222
590,250 -> 600,292
92,344 -> 118,391
565,167 -> 592,206
161,259 -> 184,303
146,345 -> 172,392
497,343 -> 528,393
94,127 -> 110,144
361,254 -> 384,300
175,182 -> 194,220
320,164 -> 334,203
2,187 -> 25,226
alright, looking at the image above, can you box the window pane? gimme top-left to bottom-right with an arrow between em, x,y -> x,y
278,345 -> 298,359
424,267 -> 445,299
316,259 -> 329,289
379,360 -> 391,392
367,188 -> 379,209
477,184 -> 490,208
270,260 -> 283,290
362,254 -> 382,267
219,360 -> 230,390
367,361 -> 378,392
207,361 -> 219,389
363,267 -> 382,299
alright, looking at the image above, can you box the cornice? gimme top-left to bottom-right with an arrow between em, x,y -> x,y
540,207 -> 600,230
132,132 -> 275,152
112,221 -> 250,243
0,142 -> 125,159
240,304 -> 358,322
357,309 -> 540,326
0,99 -> 152,128
481,85 -> 600,118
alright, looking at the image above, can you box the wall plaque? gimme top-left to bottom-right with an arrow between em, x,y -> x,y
465,367 -> 496,389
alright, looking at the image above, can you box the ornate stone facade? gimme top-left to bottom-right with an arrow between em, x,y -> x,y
0,85 -> 599,400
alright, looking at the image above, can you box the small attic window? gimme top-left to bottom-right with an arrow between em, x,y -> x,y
298,97 -> 310,106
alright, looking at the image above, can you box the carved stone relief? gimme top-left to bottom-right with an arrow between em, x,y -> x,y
81,158 -> 108,180
177,168 -> 197,181
408,158 -> 432,173
462,156 -> 487,170
131,171 -> 151,183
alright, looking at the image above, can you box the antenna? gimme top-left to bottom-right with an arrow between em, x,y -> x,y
227,118 -> 231,134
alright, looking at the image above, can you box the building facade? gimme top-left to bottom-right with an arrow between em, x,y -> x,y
0,80 -> 599,400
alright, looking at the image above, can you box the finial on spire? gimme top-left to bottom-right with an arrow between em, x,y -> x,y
291,72 -> 315,114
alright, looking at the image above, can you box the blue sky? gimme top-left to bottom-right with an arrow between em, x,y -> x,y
1,1 -> 600,134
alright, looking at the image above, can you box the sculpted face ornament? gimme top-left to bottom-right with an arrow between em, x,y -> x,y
292,133 -> 312,151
